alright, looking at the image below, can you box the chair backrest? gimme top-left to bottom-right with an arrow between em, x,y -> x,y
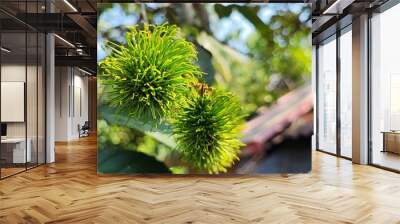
82,121 -> 90,129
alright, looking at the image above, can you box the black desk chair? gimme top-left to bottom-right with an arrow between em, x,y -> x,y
79,121 -> 90,138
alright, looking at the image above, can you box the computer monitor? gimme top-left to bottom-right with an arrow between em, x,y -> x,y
1,123 -> 7,137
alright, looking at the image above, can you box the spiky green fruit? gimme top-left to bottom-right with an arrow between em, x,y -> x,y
173,86 -> 245,174
99,24 -> 202,124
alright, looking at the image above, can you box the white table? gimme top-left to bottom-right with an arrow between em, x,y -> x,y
1,138 -> 31,163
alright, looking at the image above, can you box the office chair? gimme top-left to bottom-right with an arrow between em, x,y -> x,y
79,121 -> 90,138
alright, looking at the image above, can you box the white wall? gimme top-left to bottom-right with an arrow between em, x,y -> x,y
55,67 -> 89,141
55,66 -> 70,141
1,65 -> 39,138
72,73 -> 89,138
1,65 -> 25,81
1,63 -> 46,164
1,65 -> 26,139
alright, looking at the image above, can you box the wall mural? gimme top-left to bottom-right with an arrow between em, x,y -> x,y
97,3 -> 312,174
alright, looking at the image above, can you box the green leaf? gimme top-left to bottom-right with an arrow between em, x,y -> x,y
98,143 -> 171,174
99,104 -> 176,148
196,43 -> 215,85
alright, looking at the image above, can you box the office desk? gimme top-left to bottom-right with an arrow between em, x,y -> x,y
1,138 -> 31,163
382,131 -> 400,154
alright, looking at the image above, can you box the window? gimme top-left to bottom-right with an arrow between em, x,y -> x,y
339,28 -> 352,158
317,36 -> 337,154
370,3 -> 400,171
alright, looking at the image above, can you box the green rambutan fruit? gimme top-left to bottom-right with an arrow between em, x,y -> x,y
172,85 -> 245,174
99,24 -> 202,124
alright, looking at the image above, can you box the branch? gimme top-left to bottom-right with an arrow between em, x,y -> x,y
140,4 -> 148,24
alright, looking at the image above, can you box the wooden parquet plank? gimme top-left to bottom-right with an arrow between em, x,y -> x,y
0,135 -> 400,223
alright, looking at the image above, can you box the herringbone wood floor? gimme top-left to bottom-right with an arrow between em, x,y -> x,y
1,136 -> 400,224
